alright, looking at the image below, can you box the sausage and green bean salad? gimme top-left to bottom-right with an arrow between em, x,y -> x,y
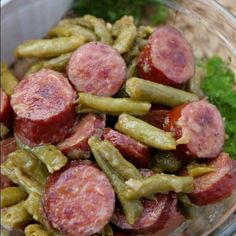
1,11 -> 236,236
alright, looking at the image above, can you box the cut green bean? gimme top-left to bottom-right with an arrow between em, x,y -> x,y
89,136 -> 143,225
115,114 -> 176,150
0,123 -> 9,140
24,193 -> 44,225
94,139 -> 143,180
83,15 -> 112,44
112,16 -> 137,54
58,17 -> 93,29
151,151 -> 182,173
8,149 -> 49,184
48,25 -> 97,41
177,193 -> 196,219
1,201 -> 32,230
186,163 -> 215,177
137,26 -> 155,39
101,224 -> 113,236
126,77 -> 199,107
26,53 -> 72,74
125,173 -> 193,200
15,36 -> 87,58
78,93 -> 151,116
18,142 -> 68,174
25,224 -> 49,236
1,64 -> 19,95
1,187 -> 28,208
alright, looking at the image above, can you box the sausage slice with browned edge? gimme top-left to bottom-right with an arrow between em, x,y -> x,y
102,128 -> 151,167
111,193 -> 177,234
188,152 -> 235,205
0,88 -> 12,127
43,161 -> 115,236
0,137 -> 18,189
163,100 -> 225,159
67,41 -> 126,96
57,113 -> 106,159
11,69 -> 76,146
137,26 -> 195,87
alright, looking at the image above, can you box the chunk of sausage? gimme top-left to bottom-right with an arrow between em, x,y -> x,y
11,69 -> 76,146
102,128 -> 151,168
67,41 -> 126,96
163,100 -> 225,159
57,113 -> 105,159
137,26 -> 195,87
0,88 -> 12,127
0,137 -> 18,189
111,193 -> 177,234
42,161 -> 115,236
188,152 -> 235,205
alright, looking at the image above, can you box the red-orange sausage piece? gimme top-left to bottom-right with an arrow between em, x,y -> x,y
67,42 -> 126,96
11,69 -> 76,146
0,137 -> 18,189
188,152 -> 235,206
42,161 -> 115,236
163,100 -> 225,159
102,128 -> 151,168
57,113 -> 105,159
111,193 -> 177,234
0,88 -> 12,127
137,26 -> 195,87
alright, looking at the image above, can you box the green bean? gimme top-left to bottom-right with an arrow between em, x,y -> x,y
89,136 -> 143,225
1,187 -> 27,208
15,36 -> 87,58
125,173 -> 193,200
177,193 -> 196,219
26,53 -> 72,74
25,224 -> 49,236
151,151 -> 182,173
94,139 -> 143,180
1,64 -> 18,95
112,16 -> 137,54
137,26 -> 155,39
0,123 -> 9,140
24,193 -> 44,225
83,15 -> 112,44
48,25 -> 97,41
78,93 -> 151,116
186,163 -> 215,177
127,58 -> 138,79
8,150 -> 49,184
1,163 -> 42,195
18,142 -> 68,174
126,77 -> 199,107
102,224 -> 113,236
115,114 -> 176,150
58,17 -> 93,29
1,201 -> 32,230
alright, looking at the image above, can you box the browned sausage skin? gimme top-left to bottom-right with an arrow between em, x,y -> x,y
67,41 -> 126,96
42,161 -> 115,236
102,128 -> 151,168
163,100 -> 225,159
188,152 -> 235,205
0,88 -> 13,127
11,69 -> 76,146
57,113 -> 106,159
137,26 -> 195,87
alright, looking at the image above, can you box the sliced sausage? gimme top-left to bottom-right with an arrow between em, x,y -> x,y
42,161 -> 115,236
11,69 -> 76,146
188,152 -> 235,205
0,137 -> 18,189
102,128 -> 151,168
163,100 -> 225,159
0,88 -> 12,127
141,105 -> 169,129
67,41 -> 126,96
57,113 -> 106,159
111,193 -> 177,234
137,26 -> 195,87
